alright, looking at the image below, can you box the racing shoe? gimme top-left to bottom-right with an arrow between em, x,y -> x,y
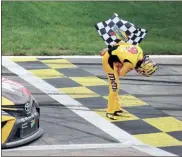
114,110 -> 124,116
106,113 -> 118,120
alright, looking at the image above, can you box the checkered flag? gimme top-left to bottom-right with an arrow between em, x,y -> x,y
95,13 -> 147,46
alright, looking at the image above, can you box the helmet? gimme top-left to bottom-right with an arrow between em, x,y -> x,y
135,55 -> 158,77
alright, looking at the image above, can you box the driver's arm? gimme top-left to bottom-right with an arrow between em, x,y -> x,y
119,62 -> 134,77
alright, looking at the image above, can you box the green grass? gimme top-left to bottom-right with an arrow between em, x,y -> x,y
2,1 -> 182,55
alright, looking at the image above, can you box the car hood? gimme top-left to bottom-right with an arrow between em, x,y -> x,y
2,78 -> 31,105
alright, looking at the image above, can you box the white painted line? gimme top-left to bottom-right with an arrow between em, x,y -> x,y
2,57 -> 177,156
3,55 -> 182,59
3,143 -> 127,151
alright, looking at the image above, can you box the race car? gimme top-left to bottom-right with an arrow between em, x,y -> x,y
2,77 -> 44,148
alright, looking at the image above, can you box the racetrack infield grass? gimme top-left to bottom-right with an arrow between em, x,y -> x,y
2,1 -> 182,56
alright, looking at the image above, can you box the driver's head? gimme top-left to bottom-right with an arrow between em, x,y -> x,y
135,55 -> 158,77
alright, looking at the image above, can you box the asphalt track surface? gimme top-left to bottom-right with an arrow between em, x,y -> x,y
2,56 -> 182,156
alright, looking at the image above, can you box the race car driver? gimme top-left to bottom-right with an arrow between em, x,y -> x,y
100,41 -> 158,120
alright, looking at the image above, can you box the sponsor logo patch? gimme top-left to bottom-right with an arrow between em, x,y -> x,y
108,73 -> 118,92
126,46 -> 138,54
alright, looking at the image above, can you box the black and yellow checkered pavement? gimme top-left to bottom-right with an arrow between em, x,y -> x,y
10,57 -> 182,155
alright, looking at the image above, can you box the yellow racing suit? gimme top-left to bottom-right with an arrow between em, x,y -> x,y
102,43 -> 144,114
